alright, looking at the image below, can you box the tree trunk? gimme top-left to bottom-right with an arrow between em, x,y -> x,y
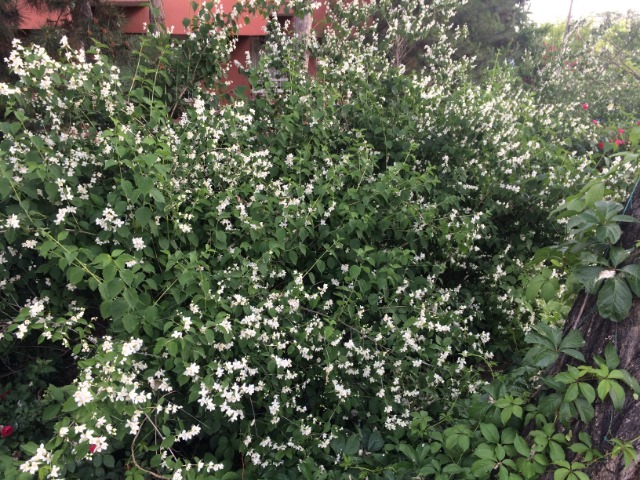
548,188 -> 640,479
149,0 -> 165,31
293,12 -> 312,73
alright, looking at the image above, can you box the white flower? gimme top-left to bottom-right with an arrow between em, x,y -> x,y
126,418 -> 140,435
29,301 -> 45,318
185,363 -> 200,377
22,239 -> 37,249
132,237 -> 145,251
597,269 -> 616,281
5,214 -> 19,229
122,338 -> 144,356
74,387 -> 93,406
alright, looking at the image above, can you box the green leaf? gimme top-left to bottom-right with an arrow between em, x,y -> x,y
474,443 -> 496,460
597,277 -> 632,322
578,382 -> 596,404
609,370 -> 640,393
103,455 -> 115,468
61,396 -> 78,412
559,330 -> 584,351
604,343 -> 621,370
564,383 -> 579,402
68,267 -> 85,285
500,406 -> 512,425
554,468 -> 571,480
540,279 -> 558,301
480,423 -> 500,444
584,182 -> 605,205
597,379 -> 611,402
549,441 -> 565,463
525,276 -> 545,301
574,398 -> 595,423
608,380 -> 626,410
122,314 -> 138,334
135,206 -> 153,226
348,265 -> 361,280
42,403 -> 61,421
514,435 -> 530,457
609,247 -> 630,267
366,431 -> 384,452
621,264 -> 640,296
471,458 -> 496,476
398,444 -> 417,463
343,434 -> 360,456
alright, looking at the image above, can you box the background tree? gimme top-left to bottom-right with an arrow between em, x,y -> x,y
0,0 -> 21,79
374,0 -> 535,75
452,0 -> 533,70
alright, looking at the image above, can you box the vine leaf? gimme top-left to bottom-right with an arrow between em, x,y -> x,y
597,277 -> 632,322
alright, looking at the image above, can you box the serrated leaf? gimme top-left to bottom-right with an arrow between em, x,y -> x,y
398,443 -> 417,463
42,403 -> 61,421
609,380 -> 626,410
609,370 -> 640,393
525,276 -> 545,301
597,379 -> 611,401
366,431 -> 384,452
480,423 -> 500,444
621,264 -> 640,296
500,406 -> 512,425
61,396 -> 78,412
554,468 -> 571,480
471,458 -> 496,475
574,397 -> 595,423
540,280 -> 558,301
343,434 -> 360,456
578,382 -> 596,404
561,349 -> 585,362
597,277 -> 632,322
559,330 -> 584,351
549,441 -> 565,463
514,435 -> 530,457
604,343 -> 621,370
584,182 -> 605,205
564,383 -> 579,402
474,443 -> 496,460
609,247 -> 630,267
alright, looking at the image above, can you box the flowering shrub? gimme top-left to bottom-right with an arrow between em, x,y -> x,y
0,0 -> 638,479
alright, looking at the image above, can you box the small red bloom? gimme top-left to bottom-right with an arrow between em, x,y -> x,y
637,121 -> 640,125
615,139 -> 623,146
89,444 -> 97,453
592,119 -> 598,124
582,103 -> 589,110
1,425 -> 14,438
598,142 -> 604,149
618,128 -> 625,134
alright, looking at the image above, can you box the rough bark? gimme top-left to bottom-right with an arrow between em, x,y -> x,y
149,0 -> 165,31
293,12 -> 312,73
547,187 -> 640,479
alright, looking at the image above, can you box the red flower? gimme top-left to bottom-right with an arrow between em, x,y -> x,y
89,444 -> 97,453
598,142 -> 604,149
637,121 -> 640,125
592,119 -> 598,124
618,128 -> 625,134
615,139 -> 623,146
582,103 -> 589,110
1,425 -> 14,438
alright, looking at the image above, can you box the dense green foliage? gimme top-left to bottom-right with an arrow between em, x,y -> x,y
1,1 -> 640,479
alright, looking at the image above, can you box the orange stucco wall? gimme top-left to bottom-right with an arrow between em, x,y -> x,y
17,0 -> 324,91
17,0 -> 325,36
